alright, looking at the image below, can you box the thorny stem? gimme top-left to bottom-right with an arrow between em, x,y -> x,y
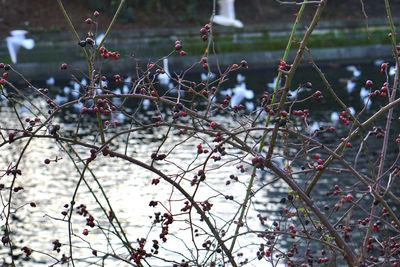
105,150 -> 238,267
360,0 -> 399,261
229,0 -> 309,253
96,0 -> 127,51
266,162 -> 358,266
56,0 -> 91,74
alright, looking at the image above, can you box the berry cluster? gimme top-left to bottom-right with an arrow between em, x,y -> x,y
174,40 -> 187,56
313,90 -> 323,102
278,60 -> 291,72
368,81 -> 389,98
199,23 -> 211,41
99,46 -> 120,60
338,110 -> 353,125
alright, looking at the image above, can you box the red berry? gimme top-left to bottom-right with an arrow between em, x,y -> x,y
204,24 -> 210,30
317,165 -> 324,171
306,82 -> 312,88
44,159 -> 51,164
105,121 -> 110,126
94,11 -> 100,17
182,112 -> 187,117
231,64 -> 239,70
83,229 -> 89,236
0,79 -> 6,85
366,80 -> 373,87
8,132 -> 15,141
346,194 -> 354,201
381,63 -> 388,73
113,54 -> 120,60
200,28 -> 207,35
202,35 -> 208,41
203,63 -> 208,70
30,202 -> 36,207
114,121 -> 119,127
346,143 -> 352,148
314,154 -> 320,160
85,18 -> 92,24
61,63 -> 68,70
210,122 -> 216,128
175,43 -> 182,50
3,72 -> 8,78
0,63 -> 4,68
179,51 -> 187,56
151,91 -> 156,96
202,57 -> 208,63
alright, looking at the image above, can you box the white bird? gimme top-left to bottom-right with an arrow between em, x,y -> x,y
96,33 -> 105,46
213,0 -> 243,28
123,76 -> 132,94
142,99 -> 150,110
230,82 -> 254,107
267,75 -> 280,90
346,79 -> 356,94
81,78 -> 88,86
63,86 -> 71,95
116,112 -> 125,123
288,88 -> 300,99
6,30 -> 35,64
348,107 -> 356,116
309,121 -> 320,134
360,87 -> 371,109
346,65 -> 361,78
373,59 -> 385,67
0,87 -> 7,100
219,88 -> 232,97
46,77 -> 55,86
112,88 -> 123,106
389,66 -> 397,76
330,112 -> 339,124
70,79 -> 86,97
71,80 -> 80,92
158,58 -> 171,86
236,73 -> 245,83
55,94 -> 68,105
72,101 -> 84,111
201,71 -> 216,82
360,87 -> 369,100
244,101 -> 254,112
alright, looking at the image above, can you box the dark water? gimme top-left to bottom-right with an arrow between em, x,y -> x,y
1,60 -> 399,266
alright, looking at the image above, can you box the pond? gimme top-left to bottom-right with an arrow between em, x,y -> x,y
0,59 -> 399,266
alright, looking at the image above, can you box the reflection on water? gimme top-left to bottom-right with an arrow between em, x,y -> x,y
1,61 -> 400,266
